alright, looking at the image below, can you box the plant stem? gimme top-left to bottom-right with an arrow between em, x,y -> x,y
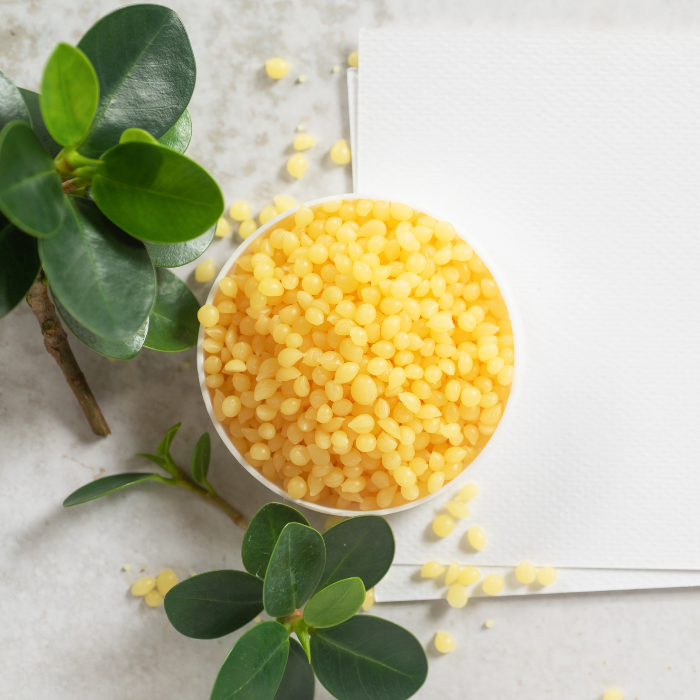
26,276 -> 110,437
171,474 -> 246,528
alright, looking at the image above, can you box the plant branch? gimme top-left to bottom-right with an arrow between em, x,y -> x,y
170,474 -> 246,528
26,276 -> 110,437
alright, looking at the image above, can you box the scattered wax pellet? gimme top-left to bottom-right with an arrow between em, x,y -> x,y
515,561 -> 537,585
122,564 -> 131,572
484,619 -> 494,629
332,64 -> 341,73
293,134 -> 316,151
195,258 -> 216,283
603,690 -> 623,700
287,153 -> 307,178
131,577 -> 156,597
537,566 -> 557,586
182,361 -> 190,370
156,569 -> 178,595
362,587 -> 375,611
466,526 -> 486,551
324,515 -> 346,530
445,561 -> 460,585
458,566 -> 481,585
330,139 -> 351,165
145,589 -> 164,607
239,219 -> 257,239
274,195 -> 297,214
347,51 -> 359,67
433,514 -> 455,538
445,501 -> 470,519
482,574 -> 503,596
253,616 -> 262,623
421,561 -> 446,578
265,57 -> 290,79
259,205 -> 278,224
458,483 -> 479,501
434,631 -> 454,654
230,200 -> 251,221
446,583 -> 468,608
215,217 -> 230,238
296,124 -> 305,131
297,74 -> 307,83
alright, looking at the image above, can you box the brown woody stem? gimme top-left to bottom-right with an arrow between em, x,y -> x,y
26,276 -> 111,437
173,475 -> 246,528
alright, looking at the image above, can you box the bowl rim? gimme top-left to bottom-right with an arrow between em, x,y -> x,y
198,193 -> 521,516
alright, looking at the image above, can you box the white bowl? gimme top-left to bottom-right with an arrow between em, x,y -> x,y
198,193 -> 521,516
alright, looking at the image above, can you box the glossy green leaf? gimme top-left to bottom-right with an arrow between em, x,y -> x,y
120,128 -> 158,145
191,432 -> 210,483
77,4 -> 195,158
157,422 -> 181,458
263,523 -> 325,618
137,453 -> 168,471
318,516 -> 394,592
53,293 -> 148,360
18,88 -> 61,157
212,622 -> 289,700
0,214 -> 39,318
242,503 -> 309,579
144,222 -> 215,267
310,616 -> 428,700
164,570 -> 264,639
40,43 -> 99,147
303,578 -> 365,629
273,638 -> 315,700
158,109 -> 192,153
0,69 -> 30,130
39,197 -> 155,341
143,268 -> 199,352
63,472 -> 161,507
92,142 -> 223,243
0,120 -> 65,237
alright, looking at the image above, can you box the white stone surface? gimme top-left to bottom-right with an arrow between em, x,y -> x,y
2,1 -> 700,698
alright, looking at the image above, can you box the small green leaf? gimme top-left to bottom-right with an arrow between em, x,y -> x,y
0,69 -> 30,130
273,638 -> 315,700
143,268 -> 199,352
144,222 -> 215,267
137,453 -> 168,471
157,422 -> 181,458
77,4 -> 196,158
63,473 -> 161,507
54,293 -> 148,360
0,214 -> 39,318
303,578 -> 365,629
292,618 -> 311,662
119,128 -> 158,145
318,516 -> 394,592
191,432 -> 210,483
0,120 -> 65,238
40,43 -> 99,147
263,523 -> 326,618
242,503 -> 310,579
164,570 -> 264,639
212,621 -> 289,700
39,196 -> 156,341
311,616 -> 428,700
18,88 -> 62,157
92,142 -> 224,243
158,109 -> 192,153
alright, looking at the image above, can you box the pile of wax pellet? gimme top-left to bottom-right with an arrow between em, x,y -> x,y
130,570 -> 178,607
198,199 -> 515,511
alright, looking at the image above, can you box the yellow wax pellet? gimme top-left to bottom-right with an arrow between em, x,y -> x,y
274,195 -> 297,214
458,566 -> 481,585
466,526 -> 486,551
434,631 -> 454,654
515,561 -> 537,585
230,200 -> 251,221
332,65 -> 341,73
482,574 -> 503,596
145,589 -> 163,607
293,134 -> 316,151
603,690 -> 623,700
446,583 -> 468,608
537,566 -> 557,586
443,561 -> 459,585
347,51 -> 359,68
215,217 -> 230,238
433,514 -> 455,537
484,619 -> 494,629
287,153 -> 307,178
197,304 -> 219,328
330,139 -> 351,165
156,570 -> 178,595
195,258 -> 216,283
362,587 -> 375,611
458,483 -> 479,502
266,57 -> 290,79
239,219 -> 257,239
297,74 -> 307,83
259,205 -> 278,224
445,501 -> 470,519
421,561 -> 446,578
131,577 -> 156,597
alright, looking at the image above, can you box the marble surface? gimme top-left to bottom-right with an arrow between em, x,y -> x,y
3,1 -> 700,698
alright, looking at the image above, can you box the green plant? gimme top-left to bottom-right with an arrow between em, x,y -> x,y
164,503 -> 428,700
0,4 -> 224,436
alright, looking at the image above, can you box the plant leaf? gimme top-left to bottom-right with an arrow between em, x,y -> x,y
39,196 -> 156,341
63,473 -> 161,507
318,516 -> 394,593
242,503 -> 310,579
191,432 -> 210,483
53,293 -> 148,360
263,523 -> 325,618
303,578 -> 365,629
310,616 -> 428,700
0,69 -> 30,130
273,638 -> 315,700
0,213 -> 39,318
119,128 -> 158,145
158,109 -> 192,153
144,222 -> 215,267
18,88 -> 62,158
92,142 -> 223,243
77,4 -> 195,158
143,268 -> 199,352
164,570 -> 264,639
137,453 -> 168,471
0,120 -> 65,238
157,422 -> 181,458
40,43 -> 99,147
212,621 -> 289,700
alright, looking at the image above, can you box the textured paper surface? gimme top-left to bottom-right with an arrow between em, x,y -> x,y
357,30 -> 700,571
